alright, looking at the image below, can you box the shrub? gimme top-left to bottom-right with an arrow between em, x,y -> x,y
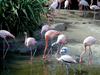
0,0 -> 48,36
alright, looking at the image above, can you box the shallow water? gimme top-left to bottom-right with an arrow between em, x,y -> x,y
1,10 -> 100,75
1,54 -> 100,75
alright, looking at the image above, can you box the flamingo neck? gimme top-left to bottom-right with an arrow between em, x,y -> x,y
25,33 -> 28,41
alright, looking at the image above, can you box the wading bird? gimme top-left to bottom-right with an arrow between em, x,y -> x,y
78,0 -> 89,16
55,49 -> 77,75
24,32 -> 37,62
64,0 -> 71,9
43,30 -> 61,60
49,0 -> 58,10
80,36 -> 96,65
90,5 -> 100,19
0,30 -> 15,59
79,0 -> 89,9
51,34 -> 68,50
97,0 -> 100,7
48,0 -> 63,22
48,0 -> 59,23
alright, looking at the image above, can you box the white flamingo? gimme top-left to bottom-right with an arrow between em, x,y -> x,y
78,0 -> 89,16
48,0 -> 60,23
64,0 -> 71,9
24,32 -> 37,62
97,0 -> 100,7
80,36 -> 96,65
64,0 -> 69,9
0,30 -> 15,59
48,0 -> 63,20
90,5 -> 100,19
79,0 -> 89,6
49,0 -> 58,9
55,49 -> 77,75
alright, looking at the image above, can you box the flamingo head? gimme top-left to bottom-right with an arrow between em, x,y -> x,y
11,34 -> 15,39
7,33 -> 15,39
24,32 -> 27,35
60,47 -> 69,55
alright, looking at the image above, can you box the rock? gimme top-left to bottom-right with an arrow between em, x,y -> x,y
51,23 -> 67,31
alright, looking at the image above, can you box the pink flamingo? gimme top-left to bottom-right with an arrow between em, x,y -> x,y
43,30 -> 61,60
0,30 -> 15,59
24,32 -> 37,61
80,36 -> 96,65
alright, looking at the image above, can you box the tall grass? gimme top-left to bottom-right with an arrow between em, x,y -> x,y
0,0 -> 47,36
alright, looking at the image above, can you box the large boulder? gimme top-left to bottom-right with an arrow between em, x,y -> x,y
51,23 -> 67,31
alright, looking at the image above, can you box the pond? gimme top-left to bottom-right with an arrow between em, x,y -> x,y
1,10 -> 100,75
1,54 -> 100,75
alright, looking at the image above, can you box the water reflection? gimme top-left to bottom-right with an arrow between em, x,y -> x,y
43,57 -> 57,75
0,54 -> 100,75
30,61 -> 32,75
43,64 -> 49,75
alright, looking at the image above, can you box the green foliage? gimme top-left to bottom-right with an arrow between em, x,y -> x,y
0,0 -> 47,36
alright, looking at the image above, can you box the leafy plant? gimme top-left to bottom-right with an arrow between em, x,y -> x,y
0,0 -> 48,36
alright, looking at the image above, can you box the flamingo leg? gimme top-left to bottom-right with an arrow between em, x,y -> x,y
3,40 -> 5,72
56,43 -> 59,54
3,38 -> 9,59
60,43 -> 64,50
83,6 -> 85,17
50,44 -> 53,56
65,63 -> 70,75
43,36 -> 49,59
80,45 -> 87,63
47,40 -> 58,59
83,6 -> 87,17
86,6 -> 89,10
54,42 -> 64,55
33,47 -> 37,57
73,64 -> 77,75
88,46 -> 92,65
70,64 -> 77,75
50,47 -> 53,57
47,47 -> 51,56
29,47 -> 33,63
93,9 -> 96,20
3,40 -> 5,59
48,41 -> 57,58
